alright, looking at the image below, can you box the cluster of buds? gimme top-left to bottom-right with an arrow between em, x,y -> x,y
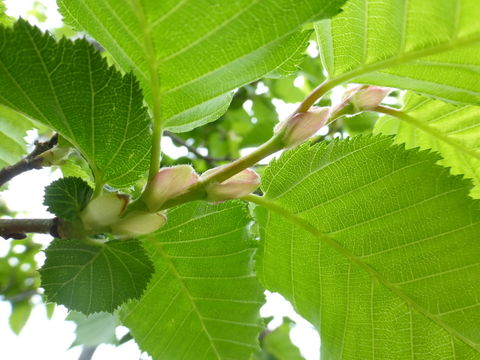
343,86 -> 391,113
142,164 -> 261,207
80,192 -> 166,238
274,107 -> 330,148
79,164 -> 261,239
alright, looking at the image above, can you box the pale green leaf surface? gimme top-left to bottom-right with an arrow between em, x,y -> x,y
255,135 -> 480,359
67,311 -> 118,347
40,239 -> 154,314
375,92 -> 480,198
9,300 -> 32,335
120,201 -> 265,360
0,105 -> 33,168
43,177 -> 93,221
315,0 -> 480,104
58,0 -> 346,132
0,20 -> 151,188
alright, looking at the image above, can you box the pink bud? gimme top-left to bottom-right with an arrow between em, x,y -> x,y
203,167 -> 260,202
347,86 -> 390,111
111,211 -> 167,238
143,165 -> 199,211
81,193 -> 129,231
274,107 -> 330,148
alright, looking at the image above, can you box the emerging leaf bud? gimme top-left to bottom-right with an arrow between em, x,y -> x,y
274,107 -> 330,148
345,86 -> 391,111
143,165 -> 199,211
111,211 -> 167,238
203,167 -> 260,202
40,147 -> 72,166
81,193 -> 129,231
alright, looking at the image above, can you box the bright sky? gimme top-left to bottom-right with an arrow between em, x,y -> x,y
0,1 -> 321,359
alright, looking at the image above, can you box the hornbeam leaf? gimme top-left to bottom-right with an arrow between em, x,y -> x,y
315,0 -> 480,104
58,0 -> 346,132
375,92 -> 480,198
40,239 -> 154,314
0,20 -> 152,188
120,201 -> 265,360
44,177 -> 93,221
255,135 -> 480,359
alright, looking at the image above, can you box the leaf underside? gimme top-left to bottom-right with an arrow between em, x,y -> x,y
59,0 -> 347,132
40,239 -> 154,314
256,135 -> 480,359
316,0 -> 480,105
0,20 -> 152,188
375,92 -> 480,198
120,201 -> 265,360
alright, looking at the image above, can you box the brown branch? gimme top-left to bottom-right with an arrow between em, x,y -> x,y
0,133 -> 58,187
164,131 -> 231,167
0,218 -> 56,240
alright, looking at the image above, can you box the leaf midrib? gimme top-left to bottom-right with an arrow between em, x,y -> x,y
247,194 -> 480,353
154,243 -> 223,360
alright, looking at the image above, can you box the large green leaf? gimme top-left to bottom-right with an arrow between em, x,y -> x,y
375,92 -> 480,198
40,239 -> 154,314
0,20 -> 151,188
120,201 -> 265,360
315,0 -> 480,105
0,105 -> 33,169
58,0 -> 346,132
254,135 -> 480,359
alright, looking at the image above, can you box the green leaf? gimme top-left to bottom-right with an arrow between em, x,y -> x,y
255,135 -> 480,358
67,311 -> 118,347
43,177 -> 93,221
0,0 -> 14,26
0,20 -> 152,188
315,0 -> 480,104
120,201 -> 265,360
262,320 -> 305,360
0,105 -> 33,168
9,300 -> 32,335
58,0 -> 346,132
375,92 -> 480,198
40,239 -> 154,314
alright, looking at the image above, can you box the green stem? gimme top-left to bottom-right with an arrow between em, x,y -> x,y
375,105 -> 480,161
295,78 -> 344,113
242,194 -> 480,352
132,0 -> 163,179
160,136 -> 284,209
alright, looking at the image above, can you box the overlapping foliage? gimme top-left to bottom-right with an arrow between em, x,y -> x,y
0,0 -> 479,359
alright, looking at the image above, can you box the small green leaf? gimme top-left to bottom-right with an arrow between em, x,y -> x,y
9,300 -> 32,335
43,177 -> 93,221
40,239 -> 154,314
67,311 -> 118,348
0,20 -> 152,188
375,92 -> 480,198
120,201 -> 265,360
316,0 -> 480,104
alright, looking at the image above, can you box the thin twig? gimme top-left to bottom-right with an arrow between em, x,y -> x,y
0,134 -> 58,187
164,131 -> 231,166
78,346 -> 97,360
0,218 -> 56,240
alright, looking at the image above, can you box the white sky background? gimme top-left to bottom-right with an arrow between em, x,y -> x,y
0,1 -> 321,359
